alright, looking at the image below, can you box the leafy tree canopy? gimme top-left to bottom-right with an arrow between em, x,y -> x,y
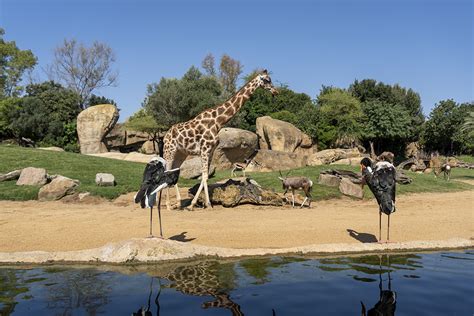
8,81 -> 80,151
145,66 -> 223,129
423,100 -> 474,154
0,28 -> 37,98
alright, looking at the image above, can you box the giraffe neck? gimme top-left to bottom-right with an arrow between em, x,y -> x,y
214,78 -> 259,128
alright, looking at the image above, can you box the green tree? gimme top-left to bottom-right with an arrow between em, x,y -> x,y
200,53 -> 243,96
0,28 -> 37,98
316,88 -> 363,148
124,109 -> 166,156
86,94 -> 117,107
145,66 -> 223,128
422,100 -> 473,154
9,81 -> 80,150
361,100 -> 412,154
0,97 -> 21,138
349,79 -> 423,137
232,86 -> 312,132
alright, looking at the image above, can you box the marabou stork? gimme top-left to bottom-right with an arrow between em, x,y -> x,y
134,157 -> 180,238
360,157 -> 396,243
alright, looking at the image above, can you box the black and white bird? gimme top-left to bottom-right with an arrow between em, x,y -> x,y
360,157 -> 396,243
134,157 -> 180,238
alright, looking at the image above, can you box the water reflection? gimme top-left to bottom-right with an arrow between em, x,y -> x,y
0,251 -> 472,315
132,278 -> 161,316
163,261 -> 243,315
361,255 -> 397,316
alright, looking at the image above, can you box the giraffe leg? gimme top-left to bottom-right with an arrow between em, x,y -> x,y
202,172 -> 212,208
174,184 -> 182,209
188,180 -> 204,211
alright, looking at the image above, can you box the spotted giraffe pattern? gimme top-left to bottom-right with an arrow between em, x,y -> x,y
163,70 -> 278,210
164,261 -> 243,315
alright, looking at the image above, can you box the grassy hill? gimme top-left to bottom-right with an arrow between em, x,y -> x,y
0,145 -> 472,201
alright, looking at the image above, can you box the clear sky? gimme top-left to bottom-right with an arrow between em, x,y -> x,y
1,0 -> 472,121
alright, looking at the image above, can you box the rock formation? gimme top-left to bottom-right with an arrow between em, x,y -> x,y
211,128 -> 259,170
256,116 -> 312,153
77,104 -> 119,154
16,167 -> 48,186
38,176 -> 79,201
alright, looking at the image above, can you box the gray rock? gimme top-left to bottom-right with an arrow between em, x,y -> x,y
318,174 -> 341,187
38,176 -> 79,201
180,157 -> 216,179
77,104 -> 119,154
212,128 -> 258,170
95,173 -> 116,186
244,149 -> 307,172
38,146 -> 64,152
339,178 -> 363,199
256,116 -> 312,153
16,167 -> 47,186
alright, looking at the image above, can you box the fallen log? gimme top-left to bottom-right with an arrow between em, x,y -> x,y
0,169 -> 22,182
189,178 -> 284,208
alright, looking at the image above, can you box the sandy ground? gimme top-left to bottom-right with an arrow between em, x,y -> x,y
0,190 -> 472,253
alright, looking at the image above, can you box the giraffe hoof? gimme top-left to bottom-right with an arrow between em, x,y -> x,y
185,206 -> 194,211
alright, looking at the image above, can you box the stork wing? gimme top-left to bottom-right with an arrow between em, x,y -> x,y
364,165 -> 396,215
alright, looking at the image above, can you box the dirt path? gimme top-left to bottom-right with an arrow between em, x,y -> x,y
0,190 -> 472,252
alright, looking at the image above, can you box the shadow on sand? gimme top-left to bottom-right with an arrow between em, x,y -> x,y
347,229 -> 378,243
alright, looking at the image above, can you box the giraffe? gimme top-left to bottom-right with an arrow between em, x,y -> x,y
163,69 -> 278,211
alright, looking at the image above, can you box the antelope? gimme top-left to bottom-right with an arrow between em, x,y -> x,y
278,171 -> 313,208
231,159 -> 260,177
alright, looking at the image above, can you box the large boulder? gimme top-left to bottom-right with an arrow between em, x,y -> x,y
180,157 -> 216,179
77,104 -> 119,154
38,176 -> 79,201
256,116 -> 312,153
212,128 -> 259,170
104,123 -> 151,153
318,174 -> 341,187
140,140 -> 158,154
339,178 -> 364,199
245,149 -> 307,172
330,157 -> 362,166
308,148 -> 361,166
16,167 -> 47,186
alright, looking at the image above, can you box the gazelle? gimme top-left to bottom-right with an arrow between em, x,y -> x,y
231,159 -> 260,177
278,171 -> 313,208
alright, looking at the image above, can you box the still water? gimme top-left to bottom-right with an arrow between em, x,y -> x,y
1,250 -> 473,315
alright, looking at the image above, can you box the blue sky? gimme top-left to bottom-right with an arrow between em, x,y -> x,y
1,0 -> 472,121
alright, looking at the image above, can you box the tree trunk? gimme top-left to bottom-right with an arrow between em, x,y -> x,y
369,141 -> 377,160
0,169 -> 22,182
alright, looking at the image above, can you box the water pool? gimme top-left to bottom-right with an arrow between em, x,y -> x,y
1,250 -> 473,315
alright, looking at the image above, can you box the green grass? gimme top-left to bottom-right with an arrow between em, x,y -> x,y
457,155 -> 474,164
0,145 -> 473,201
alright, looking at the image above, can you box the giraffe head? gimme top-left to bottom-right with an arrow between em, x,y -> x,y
255,69 -> 278,95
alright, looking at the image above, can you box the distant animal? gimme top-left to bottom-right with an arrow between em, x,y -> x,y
134,157 -> 180,238
441,164 -> 451,181
360,158 -> 396,242
278,171 -> 313,208
231,159 -> 260,177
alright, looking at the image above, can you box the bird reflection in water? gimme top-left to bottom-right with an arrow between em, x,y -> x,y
132,277 -> 161,316
361,255 -> 397,316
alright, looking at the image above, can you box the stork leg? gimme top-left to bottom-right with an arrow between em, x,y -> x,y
157,191 -> 163,238
148,206 -> 154,238
379,211 -> 382,242
387,213 -> 390,242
